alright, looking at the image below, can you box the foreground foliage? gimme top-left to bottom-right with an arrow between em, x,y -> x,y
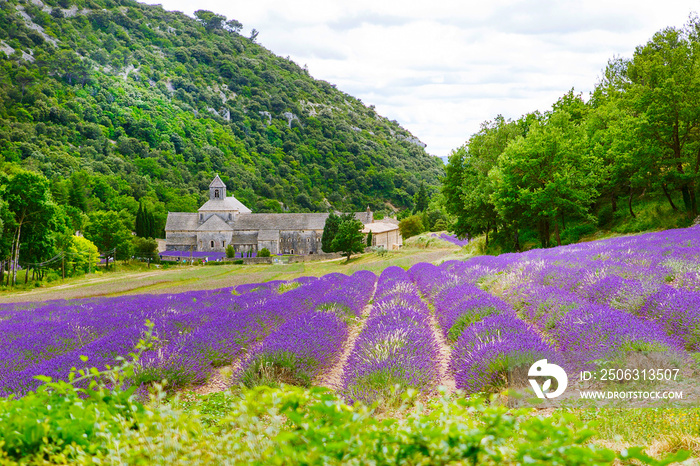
0,372 -> 689,465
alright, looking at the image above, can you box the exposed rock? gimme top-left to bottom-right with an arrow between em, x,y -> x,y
119,64 -> 137,81
15,5 -> 59,46
400,135 -> 427,148
21,50 -> 34,62
282,111 -> 300,128
259,111 -> 272,125
0,41 -> 15,57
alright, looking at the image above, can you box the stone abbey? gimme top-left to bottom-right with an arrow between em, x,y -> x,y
164,175 -> 402,255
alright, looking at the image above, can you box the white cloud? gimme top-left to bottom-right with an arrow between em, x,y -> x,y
142,0 -> 697,157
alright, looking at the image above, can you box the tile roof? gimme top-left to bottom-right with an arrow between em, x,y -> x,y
165,212 -> 199,231
198,197 -> 252,213
209,174 -> 226,188
232,233 -> 258,244
197,214 -> 234,231
362,222 -> 400,234
257,229 -> 279,241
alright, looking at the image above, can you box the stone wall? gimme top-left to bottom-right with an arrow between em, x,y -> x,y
287,252 -> 344,263
196,231 -> 234,251
224,257 -> 274,265
279,230 -> 322,255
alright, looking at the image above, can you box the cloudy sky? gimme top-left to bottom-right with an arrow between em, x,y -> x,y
144,0 -> 696,158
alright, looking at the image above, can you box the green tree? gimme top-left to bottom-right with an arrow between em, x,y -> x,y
331,218 -> 365,262
67,235 -> 99,275
225,19 -> 243,34
194,10 -> 226,31
4,170 -> 59,286
491,94 -> 600,247
135,202 -> 145,238
412,183 -> 429,214
132,237 -> 159,268
321,212 -> 354,253
84,211 -> 134,269
68,172 -> 88,212
258,247 -> 271,257
225,244 -> 235,258
399,214 -> 424,239
626,21 -> 700,215
366,230 -> 373,247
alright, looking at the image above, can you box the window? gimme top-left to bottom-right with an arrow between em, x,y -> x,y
210,240 -> 215,248
307,238 -> 310,243
214,189 -> 220,198
200,214 -> 203,221
222,240 -> 226,247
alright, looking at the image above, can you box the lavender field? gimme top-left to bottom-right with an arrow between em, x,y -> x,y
1,226 -> 699,402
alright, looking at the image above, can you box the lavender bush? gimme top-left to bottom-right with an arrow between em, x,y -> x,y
342,266 -> 439,403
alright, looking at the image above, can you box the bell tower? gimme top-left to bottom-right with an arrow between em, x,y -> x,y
209,174 -> 226,201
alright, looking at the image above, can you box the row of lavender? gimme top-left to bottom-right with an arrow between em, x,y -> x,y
0,272 -> 375,396
409,226 -> 700,394
341,266 -> 440,403
409,262 -> 558,392
235,271 -> 376,387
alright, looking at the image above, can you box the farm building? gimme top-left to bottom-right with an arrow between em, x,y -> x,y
164,175 -> 402,254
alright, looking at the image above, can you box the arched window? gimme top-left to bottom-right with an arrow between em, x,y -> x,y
214,189 -> 220,198
222,240 -> 226,248
210,240 -> 215,248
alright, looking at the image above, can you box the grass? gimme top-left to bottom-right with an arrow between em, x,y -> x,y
0,242 -> 458,304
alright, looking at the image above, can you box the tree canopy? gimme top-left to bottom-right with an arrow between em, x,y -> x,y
443,17 -> 700,251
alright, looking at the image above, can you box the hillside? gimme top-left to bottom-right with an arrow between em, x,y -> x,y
0,0 -> 443,234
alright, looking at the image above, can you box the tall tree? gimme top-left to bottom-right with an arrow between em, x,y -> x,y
135,202 -> 145,238
4,170 -> 59,286
412,183 -> 429,213
626,22 -> 700,215
331,218 -> 365,262
321,212 -> 354,253
84,211 -> 134,269
491,94 -> 600,247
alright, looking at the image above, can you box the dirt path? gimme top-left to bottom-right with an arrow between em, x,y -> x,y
428,310 -> 457,392
315,282 -> 377,390
193,359 -> 241,395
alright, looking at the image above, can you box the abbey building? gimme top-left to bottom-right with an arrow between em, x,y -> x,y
164,175 -> 402,255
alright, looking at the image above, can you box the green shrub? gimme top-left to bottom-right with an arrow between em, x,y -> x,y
399,214 -> 424,239
225,245 -> 235,258
258,247 -> 271,257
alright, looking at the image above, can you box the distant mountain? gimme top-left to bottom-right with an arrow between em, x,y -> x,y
0,0 -> 443,233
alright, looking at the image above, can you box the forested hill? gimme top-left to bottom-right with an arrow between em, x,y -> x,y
0,0 -> 443,232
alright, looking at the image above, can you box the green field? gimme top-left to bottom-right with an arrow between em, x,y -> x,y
0,238 -> 459,304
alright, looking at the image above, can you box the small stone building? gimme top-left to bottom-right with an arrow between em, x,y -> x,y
362,221 -> 404,250
164,175 -> 402,255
